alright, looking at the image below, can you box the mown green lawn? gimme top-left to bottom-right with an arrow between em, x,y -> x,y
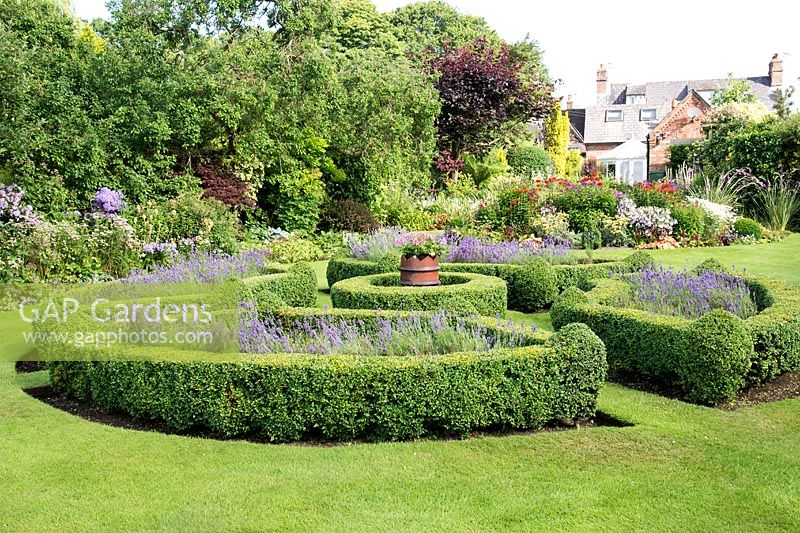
1,236 -> 799,531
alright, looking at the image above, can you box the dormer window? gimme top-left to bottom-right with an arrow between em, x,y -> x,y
625,94 -> 646,104
640,109 -> 657,121
605,110 -> 623,122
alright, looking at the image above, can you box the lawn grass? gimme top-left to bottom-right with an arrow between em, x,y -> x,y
1,239 -> 799,530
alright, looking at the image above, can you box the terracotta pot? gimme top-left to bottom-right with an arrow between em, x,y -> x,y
399,255 -> 441,286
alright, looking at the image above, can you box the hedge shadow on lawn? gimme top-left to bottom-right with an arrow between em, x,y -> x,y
23,382 -> 632,446
551,259 -> 800,405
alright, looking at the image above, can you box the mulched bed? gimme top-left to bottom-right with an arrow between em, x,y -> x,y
23,384 -> 630,446
15,360 -> 45,374
608,369 -> 800,409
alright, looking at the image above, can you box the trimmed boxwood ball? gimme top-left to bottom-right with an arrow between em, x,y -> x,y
551,264 -> 800,405
47,310 -> 608,442
682,310 -> 753,404
734,218 -> 763,240
330,272 -> 507,316
512,258 -> 558,311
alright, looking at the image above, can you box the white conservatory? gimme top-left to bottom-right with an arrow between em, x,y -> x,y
597,139 -> 648,184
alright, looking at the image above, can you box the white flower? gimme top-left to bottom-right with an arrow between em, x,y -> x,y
687,197 -> 739,225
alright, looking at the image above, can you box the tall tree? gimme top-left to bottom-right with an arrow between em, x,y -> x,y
431,38 -> 552,165
544,101 -> 569,176
389,0 -> 497,57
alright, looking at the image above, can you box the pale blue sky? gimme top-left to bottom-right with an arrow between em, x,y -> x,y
72,0 -> 799,108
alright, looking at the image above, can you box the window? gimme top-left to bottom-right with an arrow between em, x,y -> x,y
625,94 -> 646,104
640,108 -> 657,121
605,110 -> 623,122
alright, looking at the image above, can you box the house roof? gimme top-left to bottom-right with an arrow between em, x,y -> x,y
648,89 -> 712,138
568,109 -> 585,141
584,76 -> 775,144
595,138 -> 647,161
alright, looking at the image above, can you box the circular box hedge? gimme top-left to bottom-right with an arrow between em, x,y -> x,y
326,252 -> 653,312
550,260 -> 800,405
241,262 -> 317,308
330,272 -> 507,316
46,307 -> 608,443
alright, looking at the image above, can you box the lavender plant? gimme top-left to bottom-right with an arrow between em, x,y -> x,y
446,235 -> 574,265
122,249 -> 270,283
613,265 -> 757,319
346,227 -> 406,261
240,309 -> 536,356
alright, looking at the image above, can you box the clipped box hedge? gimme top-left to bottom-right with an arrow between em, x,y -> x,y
241,262 -> 317,308
550,260 -> 800,405
330,272 -> 507,316
48,309 -> 608,442
326,253 -> 652,312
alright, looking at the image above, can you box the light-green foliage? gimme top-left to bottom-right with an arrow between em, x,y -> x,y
544,102 -> 570,176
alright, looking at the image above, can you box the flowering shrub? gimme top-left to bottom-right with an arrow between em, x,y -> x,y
240,309 -> 534,356
122,249 -> 269,284
529,206 -> 573,242
614,265 -> 757,319
687,197 -> 738,225
346,227 -> 406,261
628,180 -> 678,208
395,232 -> 448,258
617,198 -> 676,242
94,187 -> 127,214
446,235 -> 572,265
496,186 -> 539,235
0,184 -> 42,226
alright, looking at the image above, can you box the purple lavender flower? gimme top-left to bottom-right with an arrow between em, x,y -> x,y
239,310 -> 535,356
122,249 -> 270,284
94,187 -> 127,214
614,264 -> 757,319
346,227 -> 406,261
446,235 -> 572,265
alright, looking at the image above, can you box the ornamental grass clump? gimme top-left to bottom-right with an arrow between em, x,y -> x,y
446,235 -> 574,265
122,249 -> 270,283
240,309 -> 535,356
748,173 -> 800,231
613,264 -> 757,319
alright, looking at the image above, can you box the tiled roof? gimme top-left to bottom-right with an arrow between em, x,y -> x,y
585,77 -> 775,144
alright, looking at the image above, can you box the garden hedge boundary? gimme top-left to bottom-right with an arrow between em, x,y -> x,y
241,262 -> 317,308
550,260 -> 800,405
330,272 -> 507,316
326,252 -> 653,312
48,315 -> 607,442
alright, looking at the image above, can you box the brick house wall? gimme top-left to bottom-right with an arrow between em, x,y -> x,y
646,92 -> 711,172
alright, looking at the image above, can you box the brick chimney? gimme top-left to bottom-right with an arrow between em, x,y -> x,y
596,64 -> 608,95
769,53 -> 783,87
566,94 -> 574,111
